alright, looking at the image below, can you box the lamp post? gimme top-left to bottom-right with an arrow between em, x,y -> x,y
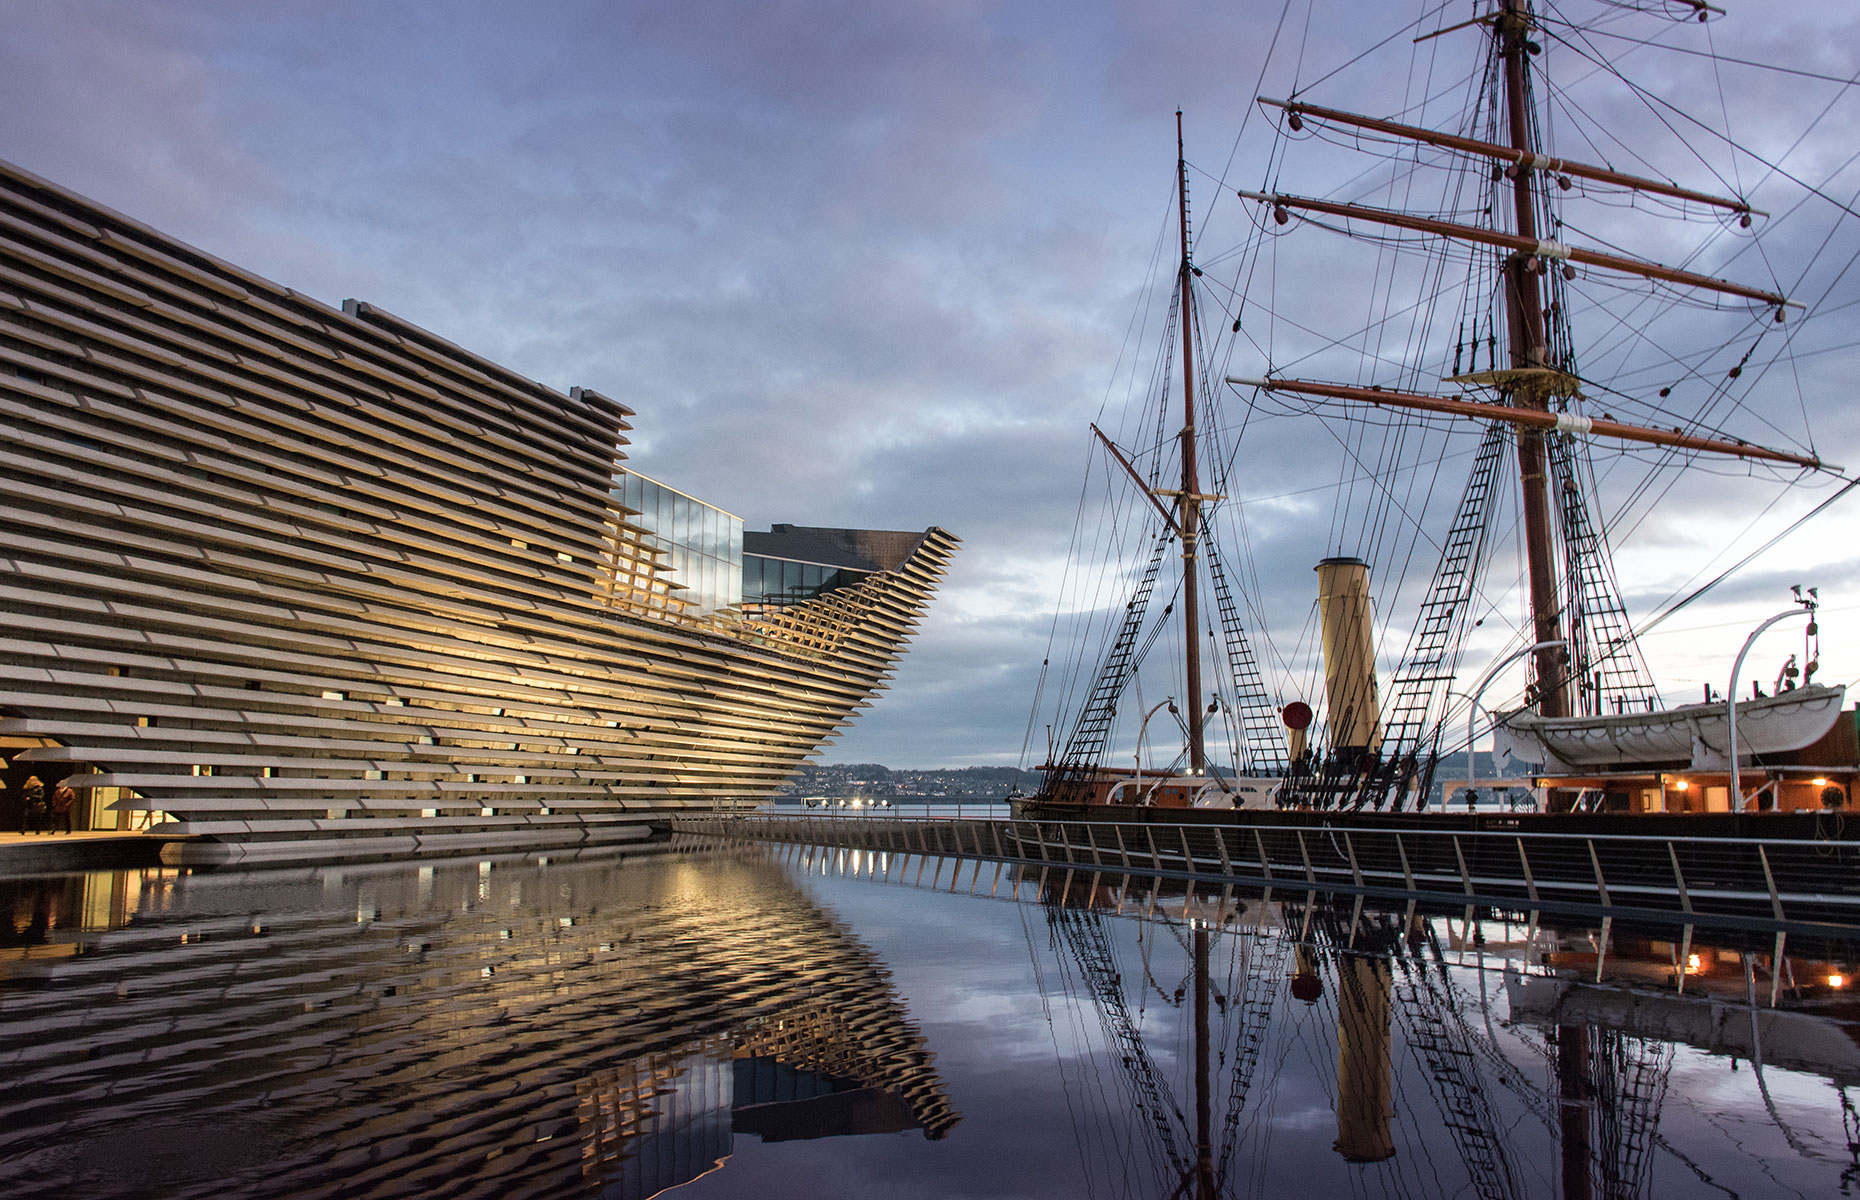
1728,597 -> 1815,812
1467,639 -> 1568,799
1445,689 -> 1487,808
1137,698 -> 1177,805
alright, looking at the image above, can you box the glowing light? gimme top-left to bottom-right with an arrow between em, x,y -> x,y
1671,779 -> 1690,792
1686,954 -> 1703,973
1831,974 -> 1847,988
1813,778 -> 1831,787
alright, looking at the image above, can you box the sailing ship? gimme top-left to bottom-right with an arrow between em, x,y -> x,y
1023,0 -> 1858,827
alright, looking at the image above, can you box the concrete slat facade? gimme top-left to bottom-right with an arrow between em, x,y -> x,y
0,158 -> 957,864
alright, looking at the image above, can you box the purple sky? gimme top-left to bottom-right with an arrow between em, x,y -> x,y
6,1 -> 1860,769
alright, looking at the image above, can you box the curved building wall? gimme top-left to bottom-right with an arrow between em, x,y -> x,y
0,158 -> 957,863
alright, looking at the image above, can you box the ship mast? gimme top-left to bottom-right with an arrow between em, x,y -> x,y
1217,0 -> 1825,811
1497,0 -> 1570,721
1176,111 -> 1208,775
1237,2 -> 1815,722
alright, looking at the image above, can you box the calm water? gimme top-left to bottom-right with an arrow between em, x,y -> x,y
1,838 -> 1856,1198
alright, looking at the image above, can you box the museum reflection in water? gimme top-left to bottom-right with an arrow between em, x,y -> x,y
0,850 -> 955,1199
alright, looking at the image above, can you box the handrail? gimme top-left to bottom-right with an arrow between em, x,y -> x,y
719,810 -> 1849,852
678,810 -> 1860,938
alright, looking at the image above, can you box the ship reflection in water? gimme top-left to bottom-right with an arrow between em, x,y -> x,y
3,845 -> 1858,1197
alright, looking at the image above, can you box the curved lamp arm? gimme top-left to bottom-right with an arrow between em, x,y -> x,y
1135,698 -> 1176,805
1729,606 -> 1814,812
1467,639 -> 1567,795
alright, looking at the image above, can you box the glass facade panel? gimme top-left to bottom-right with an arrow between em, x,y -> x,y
742,555 -> 871,606
612,469 -> 880,616
612,469 -> 743,616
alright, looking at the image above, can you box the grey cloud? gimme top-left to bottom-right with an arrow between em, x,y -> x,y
4,0 -> 1857,767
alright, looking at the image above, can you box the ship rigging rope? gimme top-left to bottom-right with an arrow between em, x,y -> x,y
1343,45 -> 1465,586
1020,902 -> 1142,1198
1273,8 -> 1842,493
1636,474 -> 1860,641
1301,395 -> 1459,568
1200,0 -> 1302,249
1545,13 -> 1750,209
1532,83 -> 1804,371
1542,14 -> 1860,90
1547,19 -> 1860,229
1366,206 -> 1466,602
1020,441 -> 1107,773
1024,408 -> 1170,772
1578,134 -> 1860,605
1286,3 -> 1453,100
1701,12 -> 1745,206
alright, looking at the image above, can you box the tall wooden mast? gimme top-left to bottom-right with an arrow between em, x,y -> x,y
1224,0 -> 1817,812
1497,0 -> 1570,721
1176,111 -> 1208,775
1504,5 -> 1586,1178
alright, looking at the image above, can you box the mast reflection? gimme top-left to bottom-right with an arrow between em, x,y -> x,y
999,860 -> 1860,1198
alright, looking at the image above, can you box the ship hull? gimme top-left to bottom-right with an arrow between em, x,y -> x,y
1008,800 -> 1853,841
0,158 -> 956,864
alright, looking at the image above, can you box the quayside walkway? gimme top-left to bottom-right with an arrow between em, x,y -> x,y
0,831 -> 174,873
675,812 -> 1860,938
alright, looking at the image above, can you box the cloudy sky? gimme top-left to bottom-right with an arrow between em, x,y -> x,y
5,0 -> 1860,770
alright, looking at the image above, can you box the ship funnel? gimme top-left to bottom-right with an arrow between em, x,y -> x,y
1315,557 -> 1382,755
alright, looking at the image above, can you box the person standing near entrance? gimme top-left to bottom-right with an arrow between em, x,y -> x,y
20,775 -> 45,834
51,781 -> 76,834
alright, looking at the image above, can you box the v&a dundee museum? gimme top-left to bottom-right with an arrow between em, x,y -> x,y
0,156 -> 956,866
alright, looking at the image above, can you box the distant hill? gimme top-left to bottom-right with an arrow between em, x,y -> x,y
777,763 -> 1033,798
778,753 -> 1515,803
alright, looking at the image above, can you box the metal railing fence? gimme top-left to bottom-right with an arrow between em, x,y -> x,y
674,812 -> 1860,936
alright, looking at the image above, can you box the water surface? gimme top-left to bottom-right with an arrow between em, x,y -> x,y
1,840 -> 1854,1198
